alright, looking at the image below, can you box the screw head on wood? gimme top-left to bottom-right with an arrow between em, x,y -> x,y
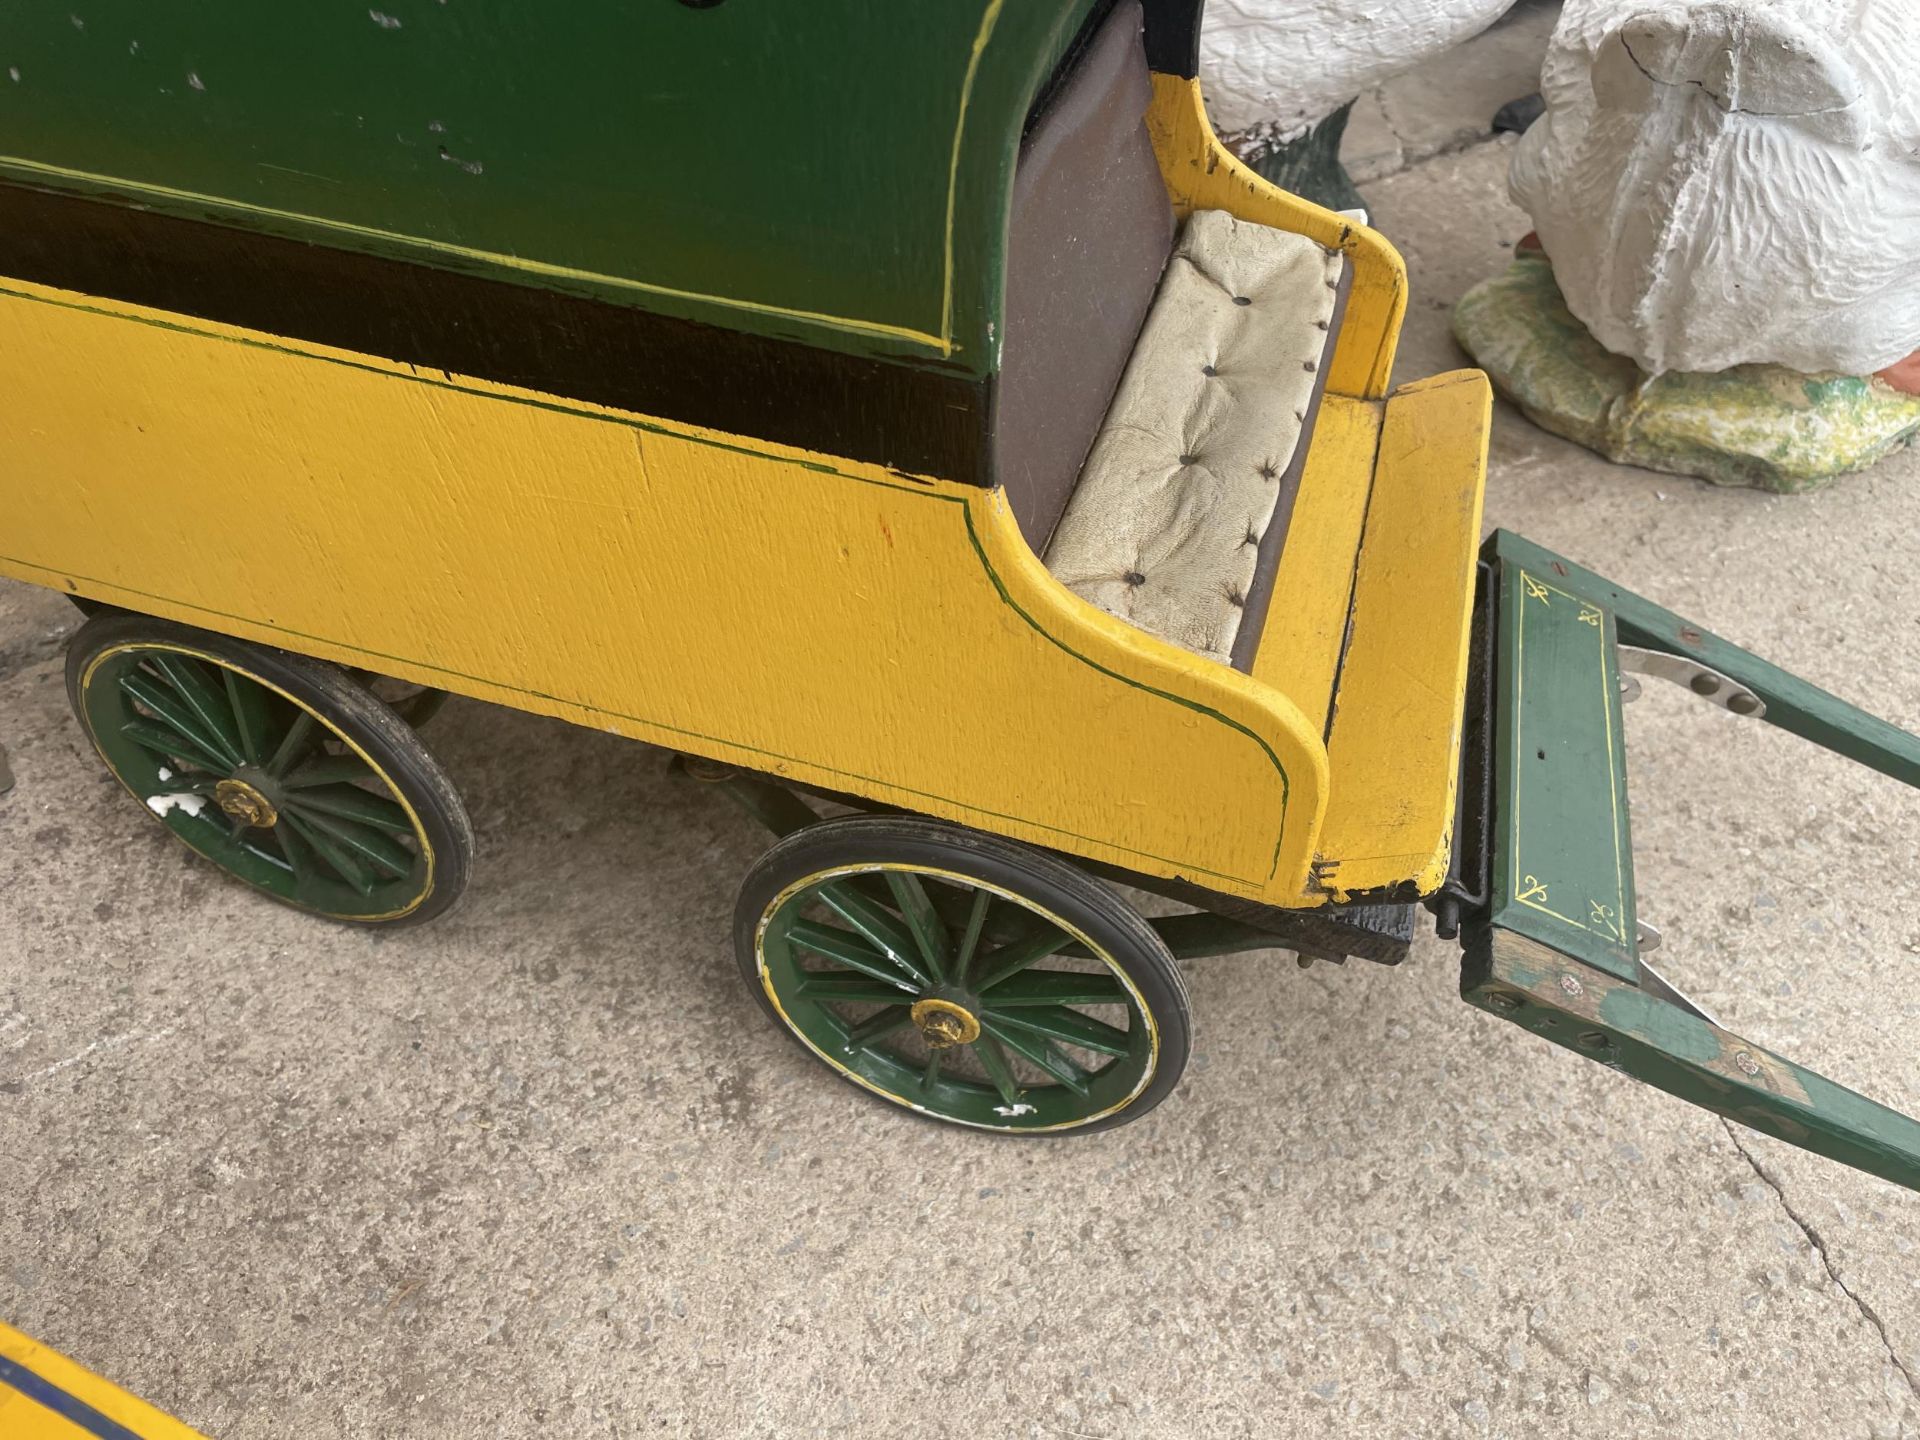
1559,974 -> 1585,999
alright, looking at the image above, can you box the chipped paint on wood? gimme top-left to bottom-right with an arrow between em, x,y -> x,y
1143,72 -> 1407,398
0,0 -> 1101,366
1313,370 -> 1490,898
1464,927 -> 1920,1190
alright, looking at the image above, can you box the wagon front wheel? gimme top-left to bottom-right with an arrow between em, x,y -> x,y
735,816 -> 1190,1133
65,613 -> 473,926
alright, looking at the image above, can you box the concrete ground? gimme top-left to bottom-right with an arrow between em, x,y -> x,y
1343,0 -> 1560,187
4,31 -> 1920,1440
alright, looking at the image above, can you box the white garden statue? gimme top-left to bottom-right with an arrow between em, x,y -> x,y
1455,0 -> 1920,490
1199,0 -> 1513,206
1200,0 -> 1514,158
1511,0 -> 1920,378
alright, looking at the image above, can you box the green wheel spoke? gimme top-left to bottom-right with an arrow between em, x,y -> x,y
744,823 -> 1181,1132
148,655 -> 245,766
284,783 -> 414,835
883,871 -> 951,983
274,818 -> 319,884
788,919 -> 918,989
844,1006 -> 914,1048
284,807 -> 414,879
948,888 -> 993,988
981,968 -> 1128,1007
76,629 -> 462,926
223,667 -> 275,764
281,812 -> 377,895
971,919 -> 1075,994
281,753 -> 378,789
118,674 -> 236,773
924,883 -> 1027,949
119,718 -> 230,776
985,1004 -> 1132,1058
797,971 -> 919,1003
266,711 -> 322,778
815,881 -> 934,988
982,1018 -> 1092,1095
972,1032 -> 1024,1109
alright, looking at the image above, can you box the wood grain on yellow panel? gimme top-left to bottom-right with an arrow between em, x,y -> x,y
1317,371 -> 1493,897
1250,395 -> 1384,737
0,277 -> 1330,902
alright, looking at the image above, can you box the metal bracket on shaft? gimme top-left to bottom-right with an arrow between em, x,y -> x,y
1617,645 -> 1765,718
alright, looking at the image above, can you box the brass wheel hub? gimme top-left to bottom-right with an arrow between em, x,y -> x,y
910,997 -> 981,1049
214,777 -> 279,829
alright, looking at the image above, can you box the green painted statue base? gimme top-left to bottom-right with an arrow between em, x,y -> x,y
1245,102 -> 1366,217
1453,251 -> 1920,493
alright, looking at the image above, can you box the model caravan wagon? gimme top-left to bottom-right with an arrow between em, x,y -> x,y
5,1 -> 1919,1179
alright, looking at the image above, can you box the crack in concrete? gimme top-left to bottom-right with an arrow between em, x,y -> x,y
1523,1315 -> 1585,1377
1372,87 -> 1412,156
1722,1119 -> 1920,1404
1352,89 -> 1509,186
1518,1312 -> 1683,1422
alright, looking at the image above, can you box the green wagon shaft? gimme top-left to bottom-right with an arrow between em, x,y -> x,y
1456,531 -> 1920,1191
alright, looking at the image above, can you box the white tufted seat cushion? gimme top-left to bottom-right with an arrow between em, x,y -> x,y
1044,209 -> 1344,664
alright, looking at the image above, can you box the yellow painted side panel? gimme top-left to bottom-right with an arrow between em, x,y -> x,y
0,1321 -> 208,1439
1143,74 -> 1408,400
1249,395 -> 1384,736
0,278 -> 1331,901
1316,370 -> 1493,897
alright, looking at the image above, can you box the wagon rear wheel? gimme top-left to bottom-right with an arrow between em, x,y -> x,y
65,613 -> 473,926
734,816 -> 1190,1134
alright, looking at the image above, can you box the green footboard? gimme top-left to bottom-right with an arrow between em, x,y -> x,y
1461,530 -> 1920,1193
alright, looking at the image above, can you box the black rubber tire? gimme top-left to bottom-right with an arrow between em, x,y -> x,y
352,671 -> 451,730
733,814 -> 1192,1135
65,612 -> 474,928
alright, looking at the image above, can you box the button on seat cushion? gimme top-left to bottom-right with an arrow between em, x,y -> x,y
1044,209 -> 1345,664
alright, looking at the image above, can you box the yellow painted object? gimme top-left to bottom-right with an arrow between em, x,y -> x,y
0,60 -> 1483,911
0,278 -> 1325,900
1143,74 -> 1408,400
1317,372 -> 1494,898
1249,395 -> 1384,736
0,1321 -> 207,1440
